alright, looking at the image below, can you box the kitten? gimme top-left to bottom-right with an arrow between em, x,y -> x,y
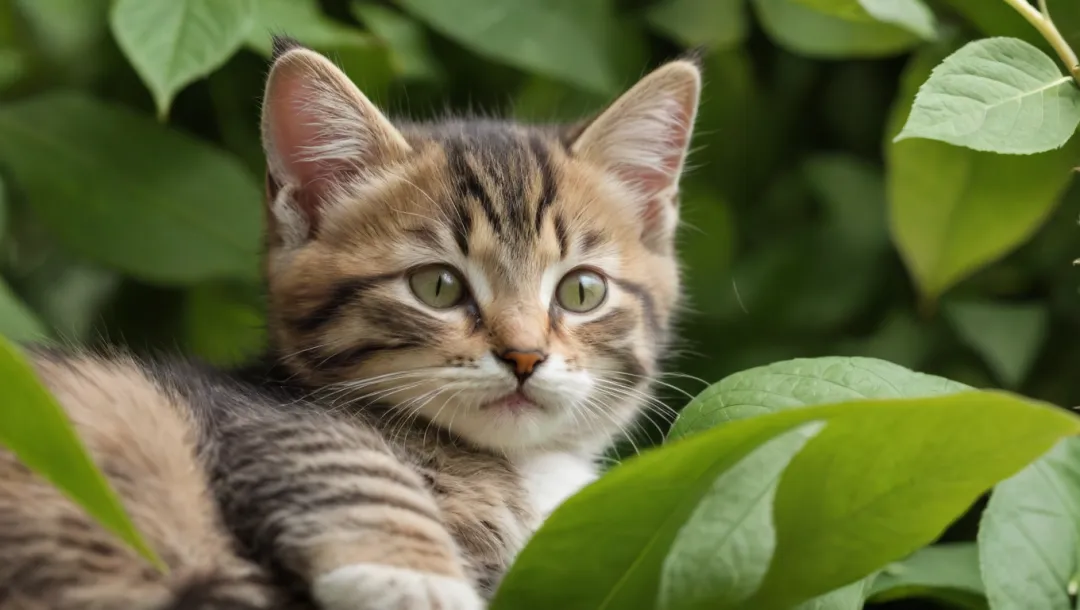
0,37 -> 700,610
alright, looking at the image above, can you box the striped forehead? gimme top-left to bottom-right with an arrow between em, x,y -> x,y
407,123 -> 568,259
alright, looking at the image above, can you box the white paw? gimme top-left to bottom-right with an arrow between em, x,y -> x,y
313,563 -> 484,610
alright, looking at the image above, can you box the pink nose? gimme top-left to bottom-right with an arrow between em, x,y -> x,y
497,350 -> 547,381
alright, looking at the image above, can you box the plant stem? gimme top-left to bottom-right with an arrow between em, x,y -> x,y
1002,0 -> 1080,84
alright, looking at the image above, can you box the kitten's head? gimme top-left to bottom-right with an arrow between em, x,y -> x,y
260,38 -> 700,455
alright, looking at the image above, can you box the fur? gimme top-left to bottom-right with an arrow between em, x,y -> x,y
0,38 -> 701,610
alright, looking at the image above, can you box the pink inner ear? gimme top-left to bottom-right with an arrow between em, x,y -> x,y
265,67 -> 349,228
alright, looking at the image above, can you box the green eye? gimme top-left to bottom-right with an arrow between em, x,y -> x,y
556,269 -> 607,313
409,265 -> 465,309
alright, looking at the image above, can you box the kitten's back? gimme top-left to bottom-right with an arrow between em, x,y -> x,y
0,350 -> 276,610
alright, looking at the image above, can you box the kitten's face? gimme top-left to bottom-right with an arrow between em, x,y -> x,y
260,40 -> 700,454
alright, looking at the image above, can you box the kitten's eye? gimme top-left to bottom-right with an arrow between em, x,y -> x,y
409,265 -> 465,309
556,269 -> 607,313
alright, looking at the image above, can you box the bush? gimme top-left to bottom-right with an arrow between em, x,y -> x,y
2,0 -> 1080,609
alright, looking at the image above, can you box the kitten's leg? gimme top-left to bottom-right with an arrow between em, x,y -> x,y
0,353 -> 278,610
213,412 -> 482,610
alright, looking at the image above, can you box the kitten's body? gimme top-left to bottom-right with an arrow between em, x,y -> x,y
0,39 -> 700,610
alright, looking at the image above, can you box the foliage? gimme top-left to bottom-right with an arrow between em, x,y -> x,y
3,0 -> 1080,608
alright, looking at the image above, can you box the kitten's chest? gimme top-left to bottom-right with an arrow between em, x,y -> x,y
514,452 -> 598,521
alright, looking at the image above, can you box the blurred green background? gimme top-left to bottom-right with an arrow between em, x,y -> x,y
1,0 -> 1078,607
1,0 -> 1078,413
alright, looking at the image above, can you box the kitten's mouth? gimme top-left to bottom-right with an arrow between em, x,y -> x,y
484,390 -> 541,412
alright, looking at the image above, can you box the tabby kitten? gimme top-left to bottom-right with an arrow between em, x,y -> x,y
0,38 -> 701,610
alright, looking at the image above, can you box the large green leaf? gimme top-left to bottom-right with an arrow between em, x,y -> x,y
0,93 -> 261,284
0,279 -> 47,342
646,0 -> 747,50
491,362 -> 1077,609
659,425 -> 820,610
670,356 -> 967,439
895,38 -> 1080,155
868,544 -> 986,608
979,437 -> 1080,610
0,336 -> 162,568
752,0 -> 920,58
887,44 -> 1078,301
110,0 -> 255,118
945,300 -> 1049,389
794,0 -> 936,39
396,0 -> 621,94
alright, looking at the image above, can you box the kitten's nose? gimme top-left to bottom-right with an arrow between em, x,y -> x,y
496,350 -> 547,382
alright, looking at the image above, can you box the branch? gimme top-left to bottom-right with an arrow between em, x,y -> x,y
1002,0 -> 1080,84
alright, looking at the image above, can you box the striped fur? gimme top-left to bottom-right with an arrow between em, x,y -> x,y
0,39 -> 700,610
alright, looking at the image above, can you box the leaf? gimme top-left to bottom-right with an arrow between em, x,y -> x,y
0,93 -> 261,284
746,391 -> 1074,609
946,300 -> 1049,388
794,0 -> 937,39
659,425 -> 821,610
646,0 -> 747,50
670,356 -> 968,440
752,0 -> 920,59
895,38 -> 1080,155
182,281 -> 266,366
396,0 -> 621,94
868,543 -> 986,608
0,279 -> 48,342
110,0 -> 255,118
979,437 -> 1080,610
0,335 -> 163,568
491,367 -> 1077,610
887,43 -> 1079,301
352,3 -> 442,81
12,0 -> 111,86
795,579 -> 872,610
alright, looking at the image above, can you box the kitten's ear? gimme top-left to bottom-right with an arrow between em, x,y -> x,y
261,37 -> 410,244
568,60 -> 701,251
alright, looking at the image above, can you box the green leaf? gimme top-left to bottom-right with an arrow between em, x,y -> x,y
352,3 -> 442,81
887,43 -> 1078,301
396,0 -> 621,94
646,0 -> 747,50
182,281 -> 266,366
945,300 -> 1049,388
670,356 -> 968,440
752,0 -> 920,59
0,335 -> 163,568
795,580 -> 872,610
0,93 -> 261,284
868,544 -> 986,609
659,425 -> 820,610
794,0 -> 937,39
894,38 -> 1080,155
492,366 -> 1077,609
979,438 -> 1080,610
110,0 -> 255,118
0,279 -> 48,342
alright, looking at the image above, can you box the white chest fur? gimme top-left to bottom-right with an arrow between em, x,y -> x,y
515,452 -> 599,520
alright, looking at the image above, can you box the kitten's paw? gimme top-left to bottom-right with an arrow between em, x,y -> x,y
313,564 -> 483,610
